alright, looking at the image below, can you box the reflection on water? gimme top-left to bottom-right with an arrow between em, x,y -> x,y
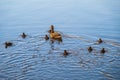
0,0 -> 120,80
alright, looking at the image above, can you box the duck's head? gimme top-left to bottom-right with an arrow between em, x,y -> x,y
50,25 -> 54,32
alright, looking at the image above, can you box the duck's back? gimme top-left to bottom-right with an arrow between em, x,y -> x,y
50,32 -> 61,39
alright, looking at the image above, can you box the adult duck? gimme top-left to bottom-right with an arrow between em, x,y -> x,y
49,25 -> 62,42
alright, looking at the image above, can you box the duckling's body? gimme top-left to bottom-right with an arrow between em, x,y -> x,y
100,48 -> 106,53
98,38 -> 103,44
5,42 -> 13,48
88,46 -> 93,52
21,32 -> 27,38
44,35 -> 49,41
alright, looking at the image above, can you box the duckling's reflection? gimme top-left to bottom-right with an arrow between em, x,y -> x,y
50,39 -> 54,50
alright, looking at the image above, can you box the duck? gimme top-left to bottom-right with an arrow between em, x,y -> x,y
100,48 -> 106,53
44,35 -> 49,41
5,42 -> 13,48
63,50 -> 69,56
88,46 -> 93,52
49,25 -> 62,42
98,38 -> 103,44
21,32 -> 27,38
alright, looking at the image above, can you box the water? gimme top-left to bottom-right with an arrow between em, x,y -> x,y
0,0 -> 120,80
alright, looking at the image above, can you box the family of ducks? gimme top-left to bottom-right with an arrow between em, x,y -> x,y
4,25 -> 106,56
45,25 -> 106,56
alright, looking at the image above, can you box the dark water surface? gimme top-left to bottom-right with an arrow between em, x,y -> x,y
0,0 -> 120,80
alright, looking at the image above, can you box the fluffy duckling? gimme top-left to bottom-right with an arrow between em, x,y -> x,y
88,46 -> 93,52
44,35 -> 49,41
63,50 -> 69,56
21,32 -> 27,38
100,48 -> 106,53
5,42 -> 13,48
98,38 -> 103,44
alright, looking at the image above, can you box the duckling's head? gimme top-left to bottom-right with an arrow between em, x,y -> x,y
23,32 -> 25,35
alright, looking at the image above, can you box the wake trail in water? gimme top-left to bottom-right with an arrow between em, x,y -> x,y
62,33 -> 120,48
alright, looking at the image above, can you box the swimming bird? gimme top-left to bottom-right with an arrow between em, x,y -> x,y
21,32 -> 27,38
98,38 -> 103,44
5,42 -> 13,48
44,35 -> 49,41
63,50 -> 69,56
100,48 -> 106,53
88,46 -> 93,52
49,25 -> 62,42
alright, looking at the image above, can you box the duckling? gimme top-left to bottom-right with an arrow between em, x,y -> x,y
100,48 -> 106,53
88,46 -> 93,52
5,42 -> 13,48
21,32 -> 27,38
63,50 -> 69,56
44,35 -> 49,41
98,38 -> 103,44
